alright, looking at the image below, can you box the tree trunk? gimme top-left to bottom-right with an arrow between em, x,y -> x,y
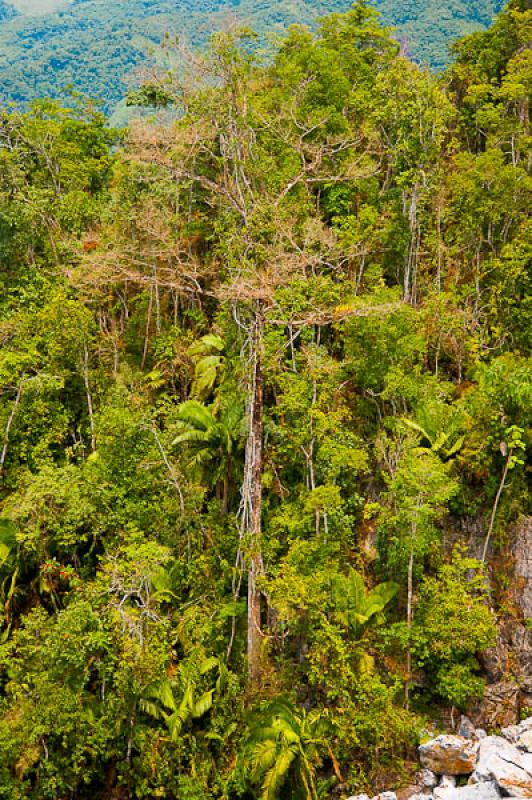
405,547 -> 414,709
403,184 -> 418,304
0,380 -> 24,478
481,450 -> 511,563
82,345 -> 96,453
222,471 -> 230,516
406,497 -> 421,709
242,304 -> 265,686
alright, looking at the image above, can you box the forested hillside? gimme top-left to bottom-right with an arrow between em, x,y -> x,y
0,1 -> 530,799
0,0 -> 506,114
375,0 -> 506,64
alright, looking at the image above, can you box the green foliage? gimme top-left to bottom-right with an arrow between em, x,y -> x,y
0,3 -> 529,797
333,569 -> 399,638
410,551 -> 497,709
0,0 -> 506,116
238,698 -> 332,800
378,442 -> 459,580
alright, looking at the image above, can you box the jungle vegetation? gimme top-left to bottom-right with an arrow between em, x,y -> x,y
0,1 -> 530,798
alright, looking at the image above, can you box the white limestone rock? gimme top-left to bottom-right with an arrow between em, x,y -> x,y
502,718 -> 532,754
469,735 -> 532,798
418,769 -> 439,790
439,777 -> 457,788
434,782 -> 500,800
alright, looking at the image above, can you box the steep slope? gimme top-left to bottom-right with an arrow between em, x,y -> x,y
0,2 -> 529,796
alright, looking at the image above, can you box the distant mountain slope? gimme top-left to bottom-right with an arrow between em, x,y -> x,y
375,0 -> 506,65
0,0 -> 506,112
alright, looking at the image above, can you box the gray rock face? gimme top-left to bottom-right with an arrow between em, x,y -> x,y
419,736 -> 479,776
469,735 -> 532,798
477,613 -> 531,724
433,782 -> 501,800
512,516 -> 532,620
471,681 -> 521,729
459,717 -> 477,740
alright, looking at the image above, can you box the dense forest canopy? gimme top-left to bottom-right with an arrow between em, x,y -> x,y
0,0 -> 506,115
0,1 -> 530,798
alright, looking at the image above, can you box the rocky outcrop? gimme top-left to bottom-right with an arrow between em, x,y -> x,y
420,720 -> 532,798
472,681 -> 521,730
476,620 -> 532,725
461,516 -> 532,729
367,717 -> 532,800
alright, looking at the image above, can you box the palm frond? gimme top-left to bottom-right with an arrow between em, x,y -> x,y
175,400 -> 216,431
260,748 -> 296,800
248,739 -> 281,781
192,689 -> 214,718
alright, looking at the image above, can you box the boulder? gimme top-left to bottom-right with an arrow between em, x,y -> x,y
346,795 -> 370,800
433,782 -> 500,800
502,718 -> 532,754
373,793 -> 397,800
417,769 -> 439,790
419,736 -> 479,776
469,735 -> 532,798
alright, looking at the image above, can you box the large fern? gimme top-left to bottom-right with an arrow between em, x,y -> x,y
332,569 -> 399,638
400,400 -> 467,460
140,656 -> 225,741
